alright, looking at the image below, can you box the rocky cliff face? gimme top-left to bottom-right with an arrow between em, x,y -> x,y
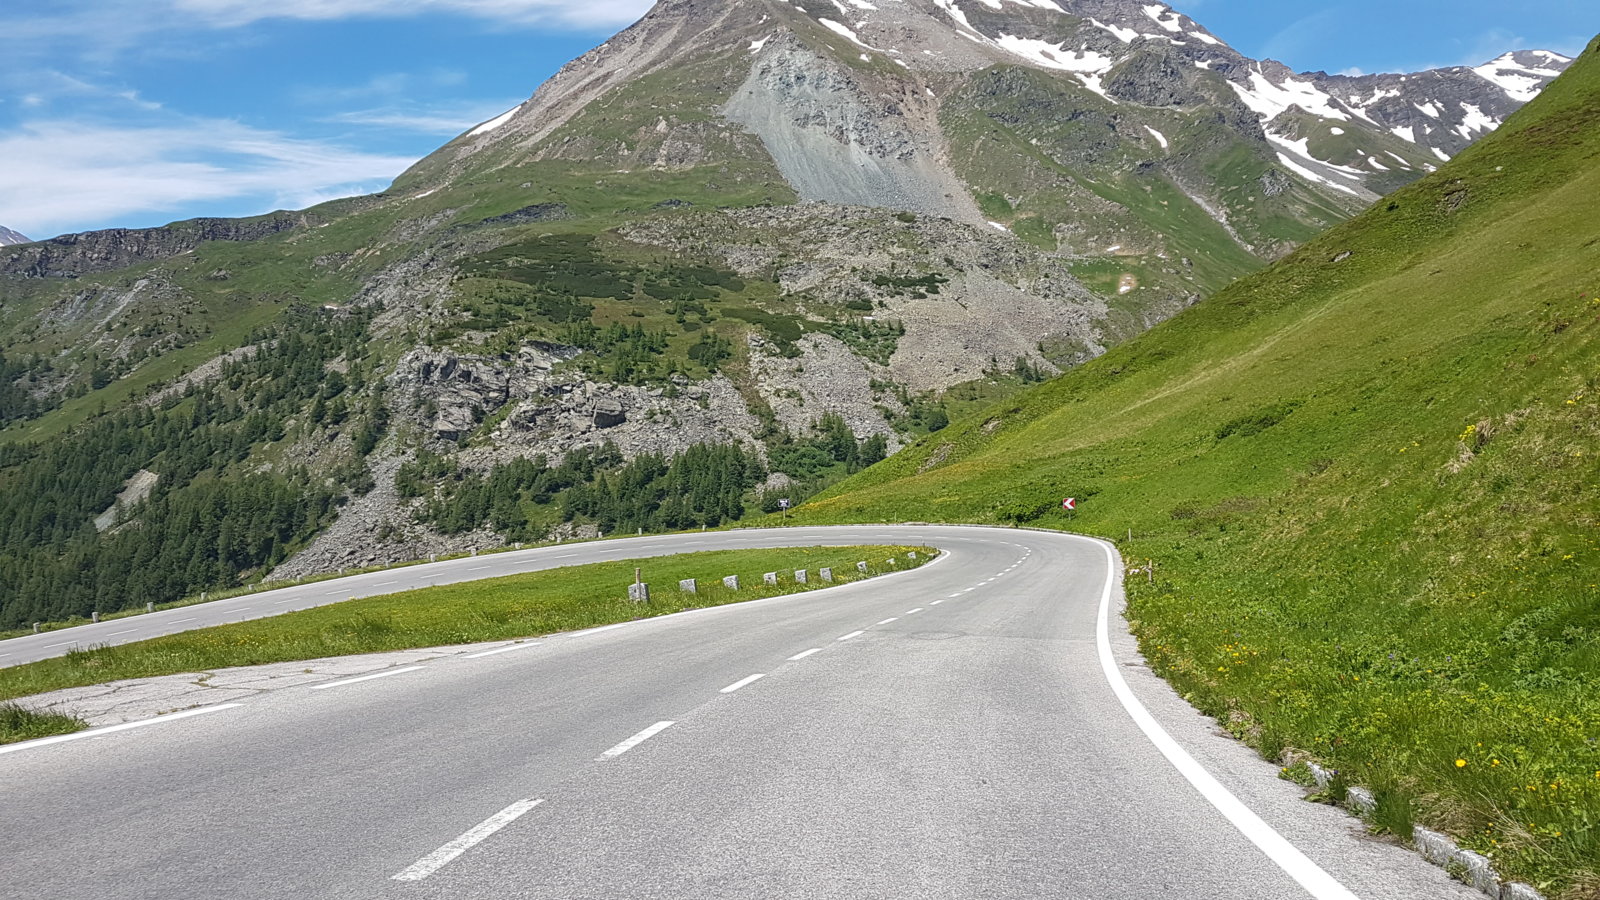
0,212 -> 310,278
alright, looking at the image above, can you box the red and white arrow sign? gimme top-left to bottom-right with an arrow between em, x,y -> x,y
1062,497 -> 1077,511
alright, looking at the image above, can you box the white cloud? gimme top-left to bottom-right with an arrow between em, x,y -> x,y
172,0 -> 651,29
0,0 -> 648,68
0,118 -> 416,238
328,101 -> 524,135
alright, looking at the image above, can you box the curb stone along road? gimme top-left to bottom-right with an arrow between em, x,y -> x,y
1301,760 -> 1544,900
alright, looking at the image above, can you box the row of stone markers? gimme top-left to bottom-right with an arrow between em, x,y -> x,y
630,552 -> 919,602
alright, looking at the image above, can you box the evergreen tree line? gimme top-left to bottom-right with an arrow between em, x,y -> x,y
564,443 -> 765,535
409,442 -> 764,540
406,413 -> 891,541
766,413 -> 888,481
559,321 -> 674,385
0,308 -> 381,628
0,349 -> 50,426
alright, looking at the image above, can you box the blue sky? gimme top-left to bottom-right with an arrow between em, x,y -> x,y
0,0 -> 1593,239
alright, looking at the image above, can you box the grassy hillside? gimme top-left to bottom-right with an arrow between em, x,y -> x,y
801,36 -> 1600,896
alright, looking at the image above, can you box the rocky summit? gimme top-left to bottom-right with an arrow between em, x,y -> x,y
0,0 -> 1571,615
0,226 -> 30,248
420,0 -> 1569,268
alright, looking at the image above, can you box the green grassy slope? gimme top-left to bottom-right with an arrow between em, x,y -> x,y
801,37 -> 1600,895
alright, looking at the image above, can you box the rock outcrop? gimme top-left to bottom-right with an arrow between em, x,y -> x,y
0,212 -> 309,278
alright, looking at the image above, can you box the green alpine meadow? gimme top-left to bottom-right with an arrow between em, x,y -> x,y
799,35 -> 1600,895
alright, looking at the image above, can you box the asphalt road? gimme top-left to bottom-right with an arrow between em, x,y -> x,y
0,526 -> 1477,899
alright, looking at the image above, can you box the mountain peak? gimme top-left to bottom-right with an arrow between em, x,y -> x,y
396,0 -> 1572,289
0,226 -> 31,247
1472,49 -> 1573,102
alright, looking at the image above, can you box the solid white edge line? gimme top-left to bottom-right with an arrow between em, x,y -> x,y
464,642 -> 535,659
601,721 -> 675,759
309,666 -> 425,691
788,648 -> 822,661
0,703 -> 245,756
720,673 -> 766,694
391,798 -> 545,882
1091,539 -> 1360,900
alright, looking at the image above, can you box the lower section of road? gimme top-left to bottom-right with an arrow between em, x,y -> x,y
0,526 -> 1478,900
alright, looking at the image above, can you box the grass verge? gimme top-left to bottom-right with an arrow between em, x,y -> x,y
0,704 -> 87,745
0,545 -> 931,718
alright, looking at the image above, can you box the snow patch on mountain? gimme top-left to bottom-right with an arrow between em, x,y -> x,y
0,226 -> 31,247
1455,102 -> 1500,140
1089,16 -> 1137,43
1230,67 -> 1350,122
993,35 -> 1112,76
469,105 -> 521,138
1141,4 -> 1183,33
931,0 -> 975,31
819,18 -> 869,47
1266,133 -> 1362,196
1473,51 -> 1570,103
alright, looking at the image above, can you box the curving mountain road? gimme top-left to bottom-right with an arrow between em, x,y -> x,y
0,526 -> 1476,899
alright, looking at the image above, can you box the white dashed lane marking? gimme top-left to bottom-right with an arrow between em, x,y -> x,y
601,721 -> 675,759
391,799 -> 545,882
720,674 -> 765,694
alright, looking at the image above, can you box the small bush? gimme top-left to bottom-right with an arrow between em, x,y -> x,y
1215,399 -> 1303,440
